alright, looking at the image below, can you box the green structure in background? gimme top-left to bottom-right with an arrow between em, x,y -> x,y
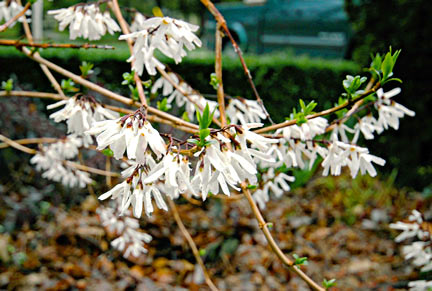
202,0 -> 352,58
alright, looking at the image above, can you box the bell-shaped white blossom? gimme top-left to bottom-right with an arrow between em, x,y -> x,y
130,12 -> 147,32
86,112 -> 166,162
119,17 -> 201,76
48,96 -> 119,136
0,0 -> 31,26
225,98 -> 267,125
48,4 -> 120,40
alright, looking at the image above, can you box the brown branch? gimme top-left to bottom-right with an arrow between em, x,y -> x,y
19,46 -> 199,132
240,183 -> 324,291
254,82 -> 381,134
66,161 -> 120,177
167,199 -> 219,291
0,2 -> 31,32
215,24 -> 227,127
110,0 -> 147,107
0,90 -> 198,134
0,39 -> 115,50
0,137 -> 58,149
200,0 -> 273,124
0,134 -> 37,154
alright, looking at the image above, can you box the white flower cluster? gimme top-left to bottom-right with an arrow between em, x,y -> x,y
190,123 -> 278,200
119,17 -> 201,76
225,98 -> 267,125
48,4 -> 120,40
0,0 -> 31,26
48,95 -> 119,136
86,110 -> 166,161
331,88 -> 415,144
94,122 -> 278,217
30,135 -> 92,188
151,73 -> 219,121
390,210 -> 432,291
253,168 -> 295,209
97,206 -> 152,258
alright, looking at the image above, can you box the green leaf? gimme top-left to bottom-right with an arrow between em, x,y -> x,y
209,72 -> 221,90
122,71 -> 135,86
142,79 -> 152,88
182,111 -> 190,122
199,128 -> 210,143
247,184 -> 257,190
1,78 -> 13,92
322,278 -> 337,289
102,148 -> 114,157
199,248 -> 206,256
79,61 -> 94,78
61,79 -> 79,93
157,97 -> 172,112
187,139 -> 199,145
293,254 -> 308,266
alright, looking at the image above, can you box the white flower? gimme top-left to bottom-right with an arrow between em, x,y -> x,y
281,117 -> 328,141
48,4 -> 120,40
119,17 -> 201,76
408,280 -> 432,291
225,98 -> 267,125
0,0 -> 31,26
48,96 -> 118,136
30,135 -> 92,188
86,113 -> 166,162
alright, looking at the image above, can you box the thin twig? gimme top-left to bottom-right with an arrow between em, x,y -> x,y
215,24 -> 227,127
0,39 -> 115,50
66,161 -> 120,177
110,0 -> 147,107
0,137 -> 58,149
0,134 -> 36,154
240,183 -> 324,291
254,82 -> 381,134
0,90 -> 65,100
167,199 -> 219,291
0,2 -> 31,32
200,0 -> 273,124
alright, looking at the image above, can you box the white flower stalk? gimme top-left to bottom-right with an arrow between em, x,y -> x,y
48,4 -> 120,40
97,206 -> 152,258
48,95 -> 119,136
99,163 -> 168,218
374,88 -> 415,133
281,117 -> 328,141
225,98 -> 267,125
30,135 -> 92,188
330,122 -> 355,143
119,17 -> 201,76
390,210 -> 430,242
321,141 -> 385,177
0,0 -> 31,26
86,110 -> 166,162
